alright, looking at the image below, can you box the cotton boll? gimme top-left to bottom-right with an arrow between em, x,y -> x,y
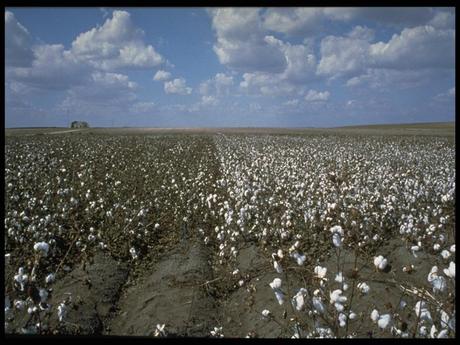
437,329 -> 449,338
370,309 -> 380,322
443,262 -> 455,279
449,244 -> 455,253
274,291 -> 285,305
292,289 -> 307,311
45,273 -> 55,284
377,314 -> 391,329
357,282 -> 370,294
312,297 -> 325,314
433,243 -> 441,251
261,309 -> 271,318
33,242 -> 49,257
269,278 -> 282,290
57,303 -> 67,322
332,233 -> 342,247
373,255 -> 388,271
273,260 -> 283,273
314,266 -> 327,279
419,325 -> 428,336
338,313 -> 347,327
441,250 -> 451,259
430,325 -> 438,338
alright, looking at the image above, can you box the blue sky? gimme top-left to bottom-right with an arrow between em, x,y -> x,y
5,7 -> 455,127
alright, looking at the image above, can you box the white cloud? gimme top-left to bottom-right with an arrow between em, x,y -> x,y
369,25 -> 455,70
5,11 -> 34,67
153,70 -> 171,81
164,78 -> 192,95
132,101 -> 156,113
305,89 -> 330,102
71,10 -> 164,70
240,72 -> 297,96
262,8 -> 324,35
209,8 -> 287,73
201,95 -> 218,106
199,72 -> 234,96
347,25 -> 375,42
317,34 -> 370,77
284,99 -> 300,106
8,44 -> 91,90
428,9 -> 455,29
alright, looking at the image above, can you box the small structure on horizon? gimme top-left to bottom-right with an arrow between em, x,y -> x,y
70,121 -> 89,128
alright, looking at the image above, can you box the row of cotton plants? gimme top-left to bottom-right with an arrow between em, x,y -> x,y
4,134 -> 223,335
211,134 -> 455,338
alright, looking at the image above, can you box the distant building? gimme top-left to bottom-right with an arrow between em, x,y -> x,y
70,121 -> 89,128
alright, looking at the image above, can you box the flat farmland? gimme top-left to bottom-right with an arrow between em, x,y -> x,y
4,123 -> 455,338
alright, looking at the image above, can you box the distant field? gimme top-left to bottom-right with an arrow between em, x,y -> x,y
5,121 -> 455,137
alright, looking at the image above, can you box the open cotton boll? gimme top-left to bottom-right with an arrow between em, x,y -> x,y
332,233 -> 342,247
377,314 -> 391,329
411,246 -> 420,258
261,309 -> 271,318
330,225 -> 344,236
45,273 -> 55,284
291,252 -> 306,266
269,278 -> 282,290
312,297 -> 325,314
292,288 -> 307,311
33,242 -> 49,257
274,291 -> 285,305
314,266 -> 327,279
57,303 -> 67,322
357,282 -> 370,294
450,244 -> 455,253
273,260 -> 283,273
441,250 -> 451,259
370,309 -> 380,322
39,289 -> 48,303
443,261 -> 455,279
373,255 -> 388,271
338,313 -> 347,327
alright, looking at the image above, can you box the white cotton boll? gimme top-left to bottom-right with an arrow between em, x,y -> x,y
232,269 -> 240,276
269,278 -> 282,290
338,313 -> 347,327
419,325 -> 428,336
45,273 -> 55,284
443,261 -> 455,279
411,246 -> 420,258
330,289 -> 346,304
335,272 -> 344,283
377,314 -> 391,329
357,282 -> 370,294
57,303 -> 67,322
330,225 -> 344,236
273,260 -> 283,274
238,279 -> 244,287
277,249 -> 284,259
292,289 -> 306,311
314,266 -> 327,279
437,329 -> 449,338
334,302 -> 345,312
261,309 -> 271,318
14,300 -> 26,310
349,312 -> 357,320
433,243 -> 441,251
312,297 -> 325,314
450,244 -> 455,253
432,275 -> 446,293
39,289 -> 48,303
370,309 -> 380,322
332,233 -> 342,247
274,291 -> 285,305
430,325 -> 437,338
441,250 -> 451,259
373,255 -> 388,271
33,242 -> 49,257
129,247 -> 138,260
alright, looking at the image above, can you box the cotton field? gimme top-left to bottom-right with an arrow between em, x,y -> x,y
4,130 -> 455,338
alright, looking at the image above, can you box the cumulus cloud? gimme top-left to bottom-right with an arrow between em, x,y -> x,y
369,25 -> 455,70
5,11 -> 34,67
201,95 -> 218,106
199,73 -> 234,96
8,44 -> 91,90
153,70 -> 172,81
164,78 -> 192,95
323,7 -> 435,27
262,8 -> 324,35
71,10 -> 164,70
428,9 -> 455,29
317,34 -> 370,77
319,24 -> 454,79
305,89 -> 330,102
209,8 -> 287,73
132,101 -> 156,113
